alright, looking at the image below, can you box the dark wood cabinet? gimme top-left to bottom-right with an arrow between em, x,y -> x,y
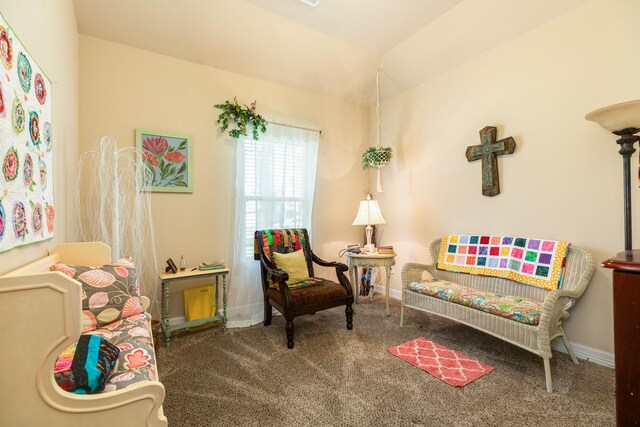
602,251 -> 640,426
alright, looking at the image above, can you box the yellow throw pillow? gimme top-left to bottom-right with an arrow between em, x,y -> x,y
272,250 -> 310,285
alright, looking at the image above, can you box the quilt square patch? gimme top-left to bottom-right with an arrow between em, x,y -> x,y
514,238 -> 527,248
525,251 -> 538,262
522,263 -> 535,274
536,266 -> 549,277
542,241 -> 556,252
511,248 -> 524,259
508,259 -> 521,270
538,253 -> 552,265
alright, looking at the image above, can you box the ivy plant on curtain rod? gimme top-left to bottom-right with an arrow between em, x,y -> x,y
229,123 -> 320,327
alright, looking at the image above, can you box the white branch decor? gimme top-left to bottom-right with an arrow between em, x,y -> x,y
76,136 -> 159,313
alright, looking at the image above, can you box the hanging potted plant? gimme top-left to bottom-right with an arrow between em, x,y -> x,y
361,146 -> 393,169
214,97 -> 268,141
361,70 -> 393,191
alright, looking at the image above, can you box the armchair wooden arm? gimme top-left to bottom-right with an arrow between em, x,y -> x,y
311,253 -> 348,271
311,252 -> 352,296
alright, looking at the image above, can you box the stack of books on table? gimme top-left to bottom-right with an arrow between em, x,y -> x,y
198,261 -> 226,271
377,246 -> 395,255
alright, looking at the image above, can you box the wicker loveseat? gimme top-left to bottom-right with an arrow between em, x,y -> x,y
401,237 -> 595,392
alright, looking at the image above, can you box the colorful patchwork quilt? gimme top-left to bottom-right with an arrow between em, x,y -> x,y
437,235 -> 570,291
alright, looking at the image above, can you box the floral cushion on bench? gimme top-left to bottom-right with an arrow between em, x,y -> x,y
408,280 -> 542,326
51,258 -> 144,332
85,312 -> 157,392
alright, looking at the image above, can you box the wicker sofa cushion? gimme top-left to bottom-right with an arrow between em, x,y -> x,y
408,280 -> 542,326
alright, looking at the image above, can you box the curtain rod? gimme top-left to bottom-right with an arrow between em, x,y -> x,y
268,120 -> 323,135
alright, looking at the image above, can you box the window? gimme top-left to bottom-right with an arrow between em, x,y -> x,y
229,123 -> 319,326
236,123 -> 320,257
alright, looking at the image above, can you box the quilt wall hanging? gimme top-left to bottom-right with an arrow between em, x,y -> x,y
0,12 -> 54,253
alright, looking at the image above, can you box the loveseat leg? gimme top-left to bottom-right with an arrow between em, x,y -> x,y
264,300 -> 272,326
400,303 -> 405,326
543,357 -> 553,393
561,333 -> 579,364
286,320 -> 295,349
346,305 -> 353,330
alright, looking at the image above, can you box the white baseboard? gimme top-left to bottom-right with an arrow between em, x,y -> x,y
169,301 -> 265,330
169,314 -> 263,329
551,340 -> 614,368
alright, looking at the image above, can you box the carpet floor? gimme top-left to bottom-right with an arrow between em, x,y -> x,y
157,296 -> 615,426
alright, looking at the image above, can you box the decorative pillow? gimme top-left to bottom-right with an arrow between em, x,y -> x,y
54,335 -> 120,394
272,250 -> 310,285
51,258 -> 144,332
53,341 -> 78,392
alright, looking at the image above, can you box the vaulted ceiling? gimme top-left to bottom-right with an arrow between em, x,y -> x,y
73,0 -> 590,102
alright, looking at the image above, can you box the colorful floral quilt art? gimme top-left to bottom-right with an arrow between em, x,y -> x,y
0,12 -> 53,253
437,235 -> 570,291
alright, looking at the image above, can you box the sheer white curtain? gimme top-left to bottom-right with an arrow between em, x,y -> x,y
229,124 -> 319,327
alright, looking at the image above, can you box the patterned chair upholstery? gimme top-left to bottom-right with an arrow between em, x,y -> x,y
254,228 -> 354,349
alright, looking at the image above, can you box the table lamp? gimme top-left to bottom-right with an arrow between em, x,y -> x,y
352,194 -> 386,253
586,99 -> 640,251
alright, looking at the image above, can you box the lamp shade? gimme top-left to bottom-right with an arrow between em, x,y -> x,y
352,198 -> 386,226
585,99 -> 640,132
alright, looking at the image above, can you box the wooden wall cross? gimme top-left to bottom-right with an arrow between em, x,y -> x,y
465,126 -> 516,197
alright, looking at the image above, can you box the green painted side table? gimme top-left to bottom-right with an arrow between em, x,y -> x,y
158,267 -> 229,347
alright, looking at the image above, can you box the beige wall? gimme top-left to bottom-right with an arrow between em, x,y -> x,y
375,0 -> 640,353
79,35 -> 369,318
0,0 -> 79,273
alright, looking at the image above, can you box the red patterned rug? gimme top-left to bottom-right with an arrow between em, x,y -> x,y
388,337 -> 493,386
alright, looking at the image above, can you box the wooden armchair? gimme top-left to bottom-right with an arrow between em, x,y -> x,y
254,228 -> 354,348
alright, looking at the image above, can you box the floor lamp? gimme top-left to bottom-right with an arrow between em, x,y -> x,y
586,99 -> 640,251
586,99 -> 640,425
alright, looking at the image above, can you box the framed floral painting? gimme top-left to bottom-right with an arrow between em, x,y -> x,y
135,129 -> 193,193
